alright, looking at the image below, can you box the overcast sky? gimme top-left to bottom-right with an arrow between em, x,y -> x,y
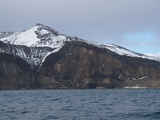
0,0 -> 160,57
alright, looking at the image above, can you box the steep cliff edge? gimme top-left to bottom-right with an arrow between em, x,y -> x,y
0,53 -> 39,89
39,41 -> 160,89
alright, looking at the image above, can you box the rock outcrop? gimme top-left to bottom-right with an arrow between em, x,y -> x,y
39,41 -> 160,89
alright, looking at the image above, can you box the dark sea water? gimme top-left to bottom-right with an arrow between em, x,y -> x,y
0,89 -> 160,120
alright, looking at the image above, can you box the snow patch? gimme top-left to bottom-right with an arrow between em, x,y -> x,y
138,76 -> 147,80
39,29 -> 50,35
14,26 -> 40,46
0,26 -> 39,46
34,35 -> 66,48
124,85 -> 147,89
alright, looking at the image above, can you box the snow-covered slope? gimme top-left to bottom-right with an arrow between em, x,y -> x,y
0,23 -> 160,65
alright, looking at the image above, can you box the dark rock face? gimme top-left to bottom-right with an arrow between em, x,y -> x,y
0,40 -> 160,89
0,53 -> 39,89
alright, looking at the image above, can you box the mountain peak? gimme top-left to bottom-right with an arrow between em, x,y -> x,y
35,23 -> 60,36
36,23 -> 44,26
0,24 -> 65,47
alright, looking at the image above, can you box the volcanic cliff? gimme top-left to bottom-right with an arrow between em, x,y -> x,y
0,24 -> 160,89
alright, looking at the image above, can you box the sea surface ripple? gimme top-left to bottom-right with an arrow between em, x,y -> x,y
0,89 -> 160,120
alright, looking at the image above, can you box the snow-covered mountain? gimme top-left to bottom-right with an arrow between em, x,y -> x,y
1,24 -> 160,89
0,23 -> 65,48
0,23 -> 160,65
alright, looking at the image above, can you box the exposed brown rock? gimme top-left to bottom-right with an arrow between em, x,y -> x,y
0,41 -> 160,89
39,41 -> 160,89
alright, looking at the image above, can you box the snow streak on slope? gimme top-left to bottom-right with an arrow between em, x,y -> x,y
0,41 -> 55,65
